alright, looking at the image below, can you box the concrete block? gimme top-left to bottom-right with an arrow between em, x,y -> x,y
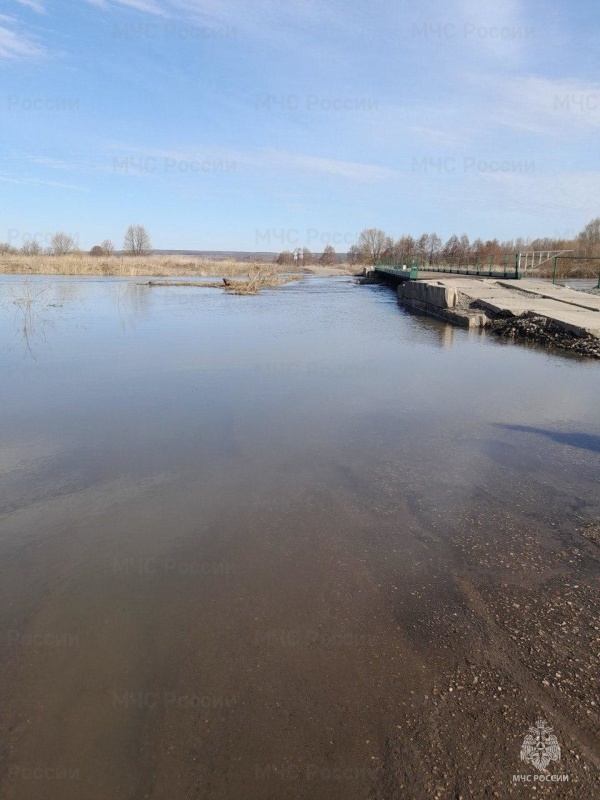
426,284 -> 457,309
398,281 -> 457,309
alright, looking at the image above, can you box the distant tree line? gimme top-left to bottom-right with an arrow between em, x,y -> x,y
0,225 -> 152,257
347,217 -> 600,266
275,244 -> 338,267
3,218 -> 600,265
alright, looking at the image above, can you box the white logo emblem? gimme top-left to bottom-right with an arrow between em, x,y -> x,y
520,719 -> 561,772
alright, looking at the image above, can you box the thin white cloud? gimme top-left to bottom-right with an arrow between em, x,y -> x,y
383,74 -> 600,151
0,21 -> 44,58
85,0 -> 168,14
256,150 -> 396,182
104,142 -> 396,182
114,0 -> 168,15
0,173 -> 84,190
85,0 -> 354,44
489,76 -> 600,137
30,156 -> 82,171
20,144 -> 395,184
14,0 -> 46,13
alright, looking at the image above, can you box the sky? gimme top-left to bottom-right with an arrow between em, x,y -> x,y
1,0 -> 599,252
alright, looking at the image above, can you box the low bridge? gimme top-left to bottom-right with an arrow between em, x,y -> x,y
370,261 -> 521,284
370,250 -> 591,283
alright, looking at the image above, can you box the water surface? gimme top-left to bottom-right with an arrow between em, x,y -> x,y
1,276 -> 598,799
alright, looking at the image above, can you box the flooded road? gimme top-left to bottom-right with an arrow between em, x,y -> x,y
0,276 -> 599,799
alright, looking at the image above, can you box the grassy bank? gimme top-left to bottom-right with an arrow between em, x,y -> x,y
0,253 -> 356,278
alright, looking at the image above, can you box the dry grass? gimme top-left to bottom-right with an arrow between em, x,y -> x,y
0,253 -> 356,279
0,253 -> 282,278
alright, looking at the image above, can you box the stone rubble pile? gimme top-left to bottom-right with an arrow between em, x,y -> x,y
489,314 -> 600,358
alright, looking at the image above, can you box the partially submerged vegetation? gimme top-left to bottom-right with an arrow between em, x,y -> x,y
145,268 -> 302,294
3,279 -> 53,357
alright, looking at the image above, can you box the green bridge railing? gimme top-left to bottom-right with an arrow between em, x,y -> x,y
375,255 -> 521,279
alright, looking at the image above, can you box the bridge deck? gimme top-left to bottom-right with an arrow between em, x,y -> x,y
374,264 -> 520,280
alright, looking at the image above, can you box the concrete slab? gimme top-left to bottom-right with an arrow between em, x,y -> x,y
404,278 -> 600,338
497,280 -> 600,313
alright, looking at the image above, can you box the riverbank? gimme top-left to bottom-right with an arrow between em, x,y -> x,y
0,253 -> 355,278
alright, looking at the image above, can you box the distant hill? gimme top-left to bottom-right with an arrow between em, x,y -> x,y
145,250 -> 348,261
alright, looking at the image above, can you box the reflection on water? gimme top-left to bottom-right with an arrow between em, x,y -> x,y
115,281 -> 152,330
439,323 -> 455,348
0,275 -> 598,800
2,279 -> 53,358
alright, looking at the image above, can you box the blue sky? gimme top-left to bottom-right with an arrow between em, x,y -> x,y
1,0 -> 599,251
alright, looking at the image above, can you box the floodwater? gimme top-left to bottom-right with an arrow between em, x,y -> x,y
0,276 -> 599,799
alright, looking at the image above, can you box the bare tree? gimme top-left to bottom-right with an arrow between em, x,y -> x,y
458,234 -> 471,260
443,234 -> 461,261
347,244 -> 363,265
0,242 -> 17,254
90,245 -> 105,257
356,228 -> 393,265
471,238 -> 485,261
275,250 -> 294,265
414,233 -> 429,264
301,247 -> 313,265
21,240 -> 42,255
123,225 -> 152,256
101,239 -> 116,255
427,233 -> 442,266
392,235 -> 415,264
50,232 -> 77,255
578,217 -> 600,257
319,244 -> 337,265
